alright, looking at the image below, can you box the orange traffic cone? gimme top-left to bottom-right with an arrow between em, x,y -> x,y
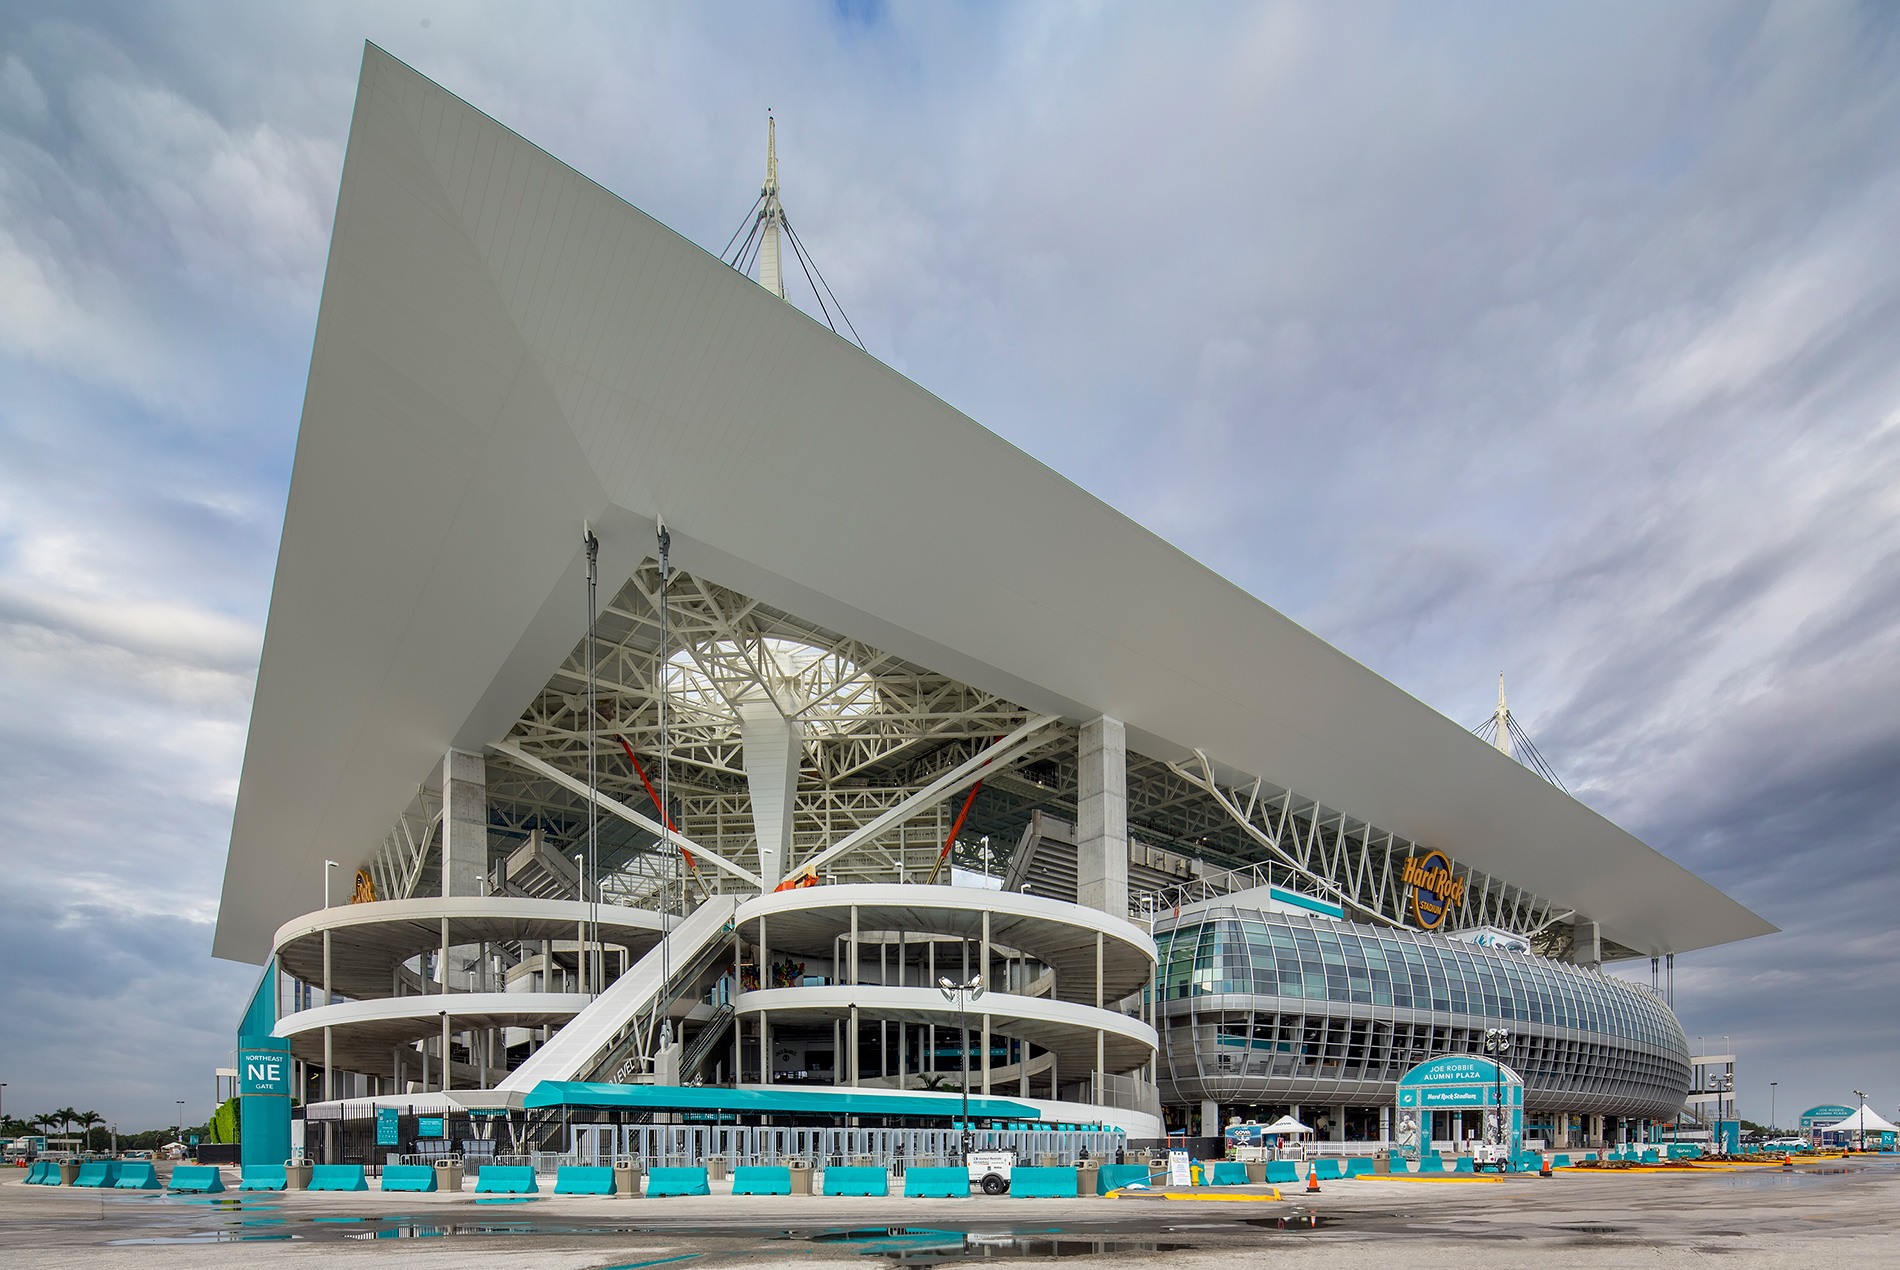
1305,1166 -> 1321,1194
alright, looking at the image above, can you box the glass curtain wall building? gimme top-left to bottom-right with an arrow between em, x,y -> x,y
1155,903 -> 1691,1144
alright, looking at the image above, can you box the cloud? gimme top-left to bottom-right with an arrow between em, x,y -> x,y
0,0 -> 1896,1128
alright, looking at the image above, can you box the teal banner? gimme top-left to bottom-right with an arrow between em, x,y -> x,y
418,1117 -> 445,1139
236,1034 -> 292,1171
376,1108 -> 400,1146
238,1045 -> 291,1097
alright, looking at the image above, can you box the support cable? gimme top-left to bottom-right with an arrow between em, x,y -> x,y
584,527 -> 601,999
719,194 -> 766,263
785,218 -> 866,351
783,221 -> 837,332
656,522 -> 675,1054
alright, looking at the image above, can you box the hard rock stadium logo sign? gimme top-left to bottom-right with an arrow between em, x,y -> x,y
1402,851 -> 1465,930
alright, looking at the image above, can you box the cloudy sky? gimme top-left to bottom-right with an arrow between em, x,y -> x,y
2,1 -> 1896,1132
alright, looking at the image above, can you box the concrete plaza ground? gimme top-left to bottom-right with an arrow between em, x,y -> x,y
2,1157 -> 1897,1268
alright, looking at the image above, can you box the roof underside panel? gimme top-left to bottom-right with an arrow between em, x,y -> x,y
216,45 -> 1773,963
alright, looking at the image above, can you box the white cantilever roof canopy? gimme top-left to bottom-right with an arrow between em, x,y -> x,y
214,45 -> 1775,965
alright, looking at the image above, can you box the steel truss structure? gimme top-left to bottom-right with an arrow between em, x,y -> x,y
360,566 -> 1591,964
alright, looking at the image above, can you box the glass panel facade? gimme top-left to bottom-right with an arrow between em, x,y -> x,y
1153,907 -> 1691,1121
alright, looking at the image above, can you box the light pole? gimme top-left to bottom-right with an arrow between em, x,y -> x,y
1482,1028 -> 1511,1156
938,974 -> 985,1159
175,1100 -> 185,1151
323,859 -> 339,908
1769,1082 -> 1777,1135
1854,1090 -> 1867,1152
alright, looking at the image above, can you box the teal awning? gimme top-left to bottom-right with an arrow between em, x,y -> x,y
522,1081 -> 1046,1121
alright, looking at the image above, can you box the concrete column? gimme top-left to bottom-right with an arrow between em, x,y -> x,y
440,1010 -> 452,1092
1076,717 -> 1129,918
981,1015 -> 991,1096
441,750 -> 488,897
849,1005 -> 860,1087
1330,1110 -> 1345,1142
1568,919 -> 1602,969
1380,1105 -> 1391,1144
1201,1099 -> 1219,1138
739,702 -> 800,889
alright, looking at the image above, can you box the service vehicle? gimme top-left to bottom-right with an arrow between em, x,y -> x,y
966,1149 -> 1016,1195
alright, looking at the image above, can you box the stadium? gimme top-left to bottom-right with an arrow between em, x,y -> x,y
214,46 -> 1773,1169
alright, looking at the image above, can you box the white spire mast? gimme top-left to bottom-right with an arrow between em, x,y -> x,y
757,114 -> 786,300
1493,674 -> 1512,757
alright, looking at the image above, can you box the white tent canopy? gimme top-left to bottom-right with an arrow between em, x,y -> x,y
1816,1107 -> 1899,1134
1259,1115 -> 1313,1136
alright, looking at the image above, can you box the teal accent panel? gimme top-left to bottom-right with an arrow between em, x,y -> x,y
310,1164 -> 368,1191
521,1080 -> 1043,1122
645,1166 -> 710,1197
732,1165 -> 792,1195
168,1165 -> 225,1193
1009,1166 -> 1077,1197
821,1165 -> 889,1196
73,1161 -> 121,1187
902,1166 -> 969,1197
380,1165 -> 438,1191
553,1165 -> 616,1194
112,1162 -> 162,1189
239,962 -> 277,1038
237,1035 -> 292,1172
475,1166 -> 538,1193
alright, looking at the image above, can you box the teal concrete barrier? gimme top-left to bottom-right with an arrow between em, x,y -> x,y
1417,1151 -> 1446,1172
24,1161 -> 57,1185
645,1167 -> 710,1197
1312,1158 -> 1347,1180
1452,1157 -> 1475,1174
309,1164 -> 368,1192
1343,1158 -> 1374,1176
553,1165 -> 615,1195
239,1165 -> 287,1191
1552,1154 -> 1571,1168
168,1165 -> 225,1194
1206,1161 -> 1250,1185
73,1161 -> 121,1188
113,1162 -> 161,1190
1640,1149 -> 1660,1164
1009,1166 -> 1077,1198
1096,1164 -> 1151,1193
821,1166 -> 889,1197
1264,1161 -> 1301,1185
903,1167 -> 969,1197
474,1166 -> 537,1194
732,1165 -> 792,1195
380,1164 -> 438,1192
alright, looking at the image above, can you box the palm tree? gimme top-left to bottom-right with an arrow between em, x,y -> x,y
52,1108 -> 79,1141
76,1111 -> 105,1151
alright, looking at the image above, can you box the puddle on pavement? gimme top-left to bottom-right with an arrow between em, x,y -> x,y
800,1227 -> 1194,1262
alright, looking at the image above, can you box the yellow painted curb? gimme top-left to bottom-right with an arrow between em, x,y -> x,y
1351,1174 -> 1505,1184
1107,1188 -> 1282,1201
